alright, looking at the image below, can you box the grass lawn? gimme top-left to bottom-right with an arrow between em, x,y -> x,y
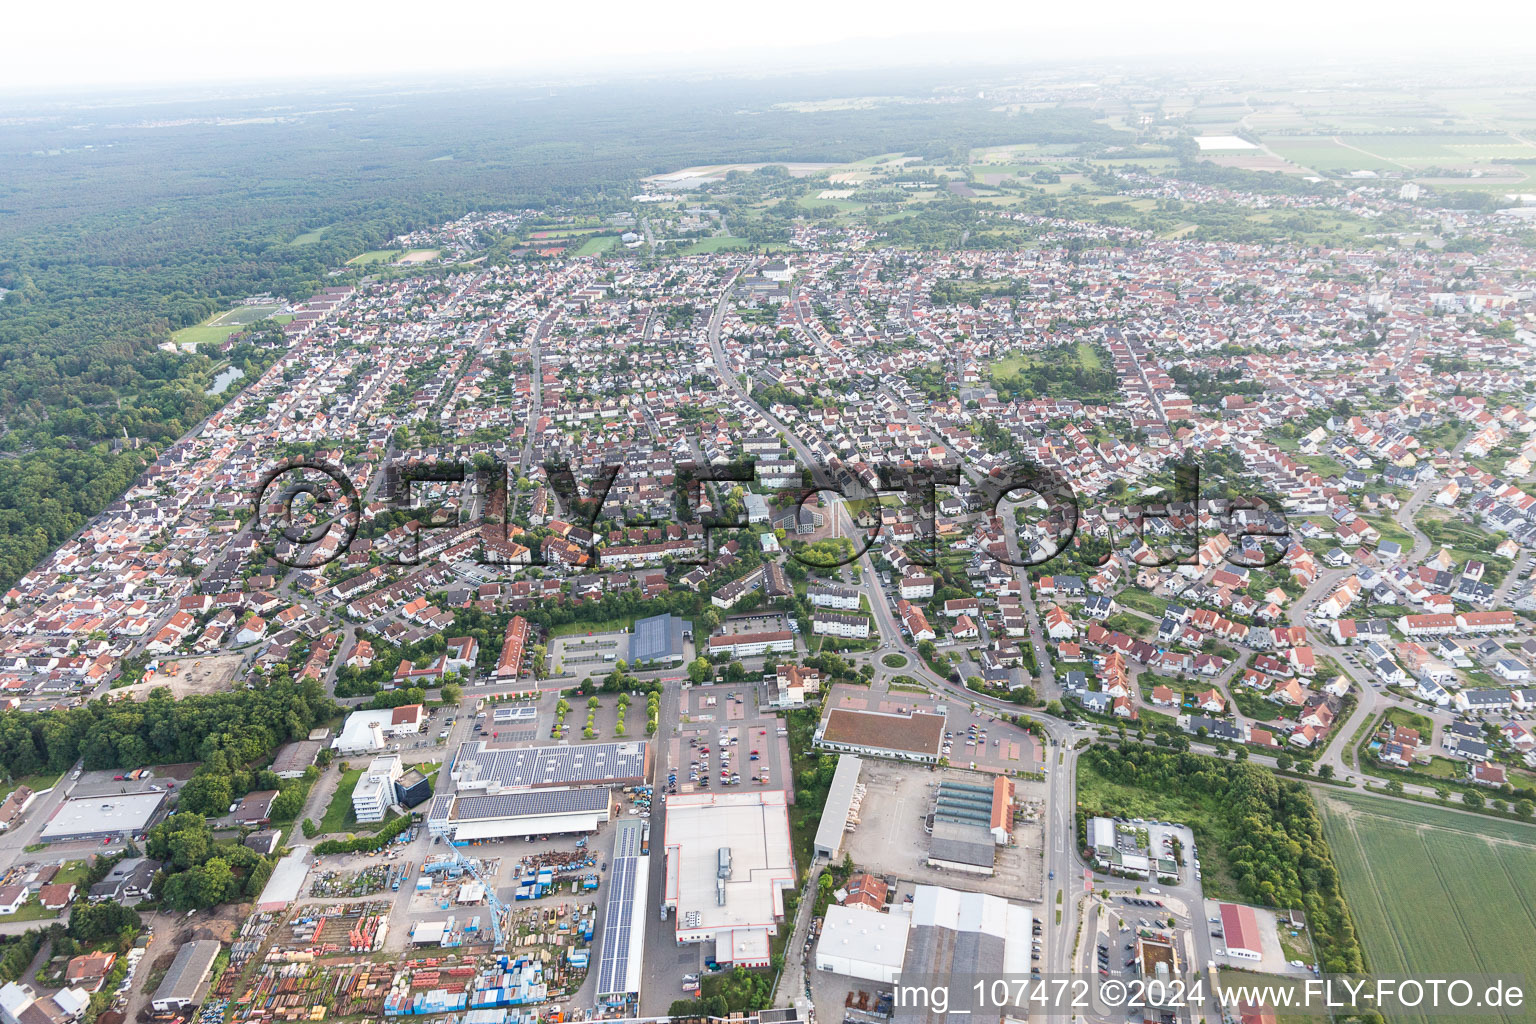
54,860 -> 91,886
0,771 -> 63,802
347,249 -> 400,266
318,768 -> 364,835
4,897 -> 62,923
291,227 -> 328,244
1383,705 -> 1433,735
1113,588 -> 1168,618
549,617 -> 631,639
881,653 -> 909,669
1317,790 -> 1536,1024
573,235 -> 619,256
674,236 -> 787,255
171,304 -> 281,347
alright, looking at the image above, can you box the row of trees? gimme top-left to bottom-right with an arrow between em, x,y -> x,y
0,677 -> 335,779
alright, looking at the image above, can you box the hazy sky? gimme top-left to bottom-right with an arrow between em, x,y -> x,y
5,0 -> 1534,93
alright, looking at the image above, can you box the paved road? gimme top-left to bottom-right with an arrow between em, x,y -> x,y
701,265 -> 1095,1004
0,766 -> 82,878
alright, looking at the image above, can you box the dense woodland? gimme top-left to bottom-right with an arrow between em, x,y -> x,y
0,677 -> 335,777
0,76 -> 1114,592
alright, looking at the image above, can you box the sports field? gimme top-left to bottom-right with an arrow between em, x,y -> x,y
171,303 -> 282,347
1317,791 -> 1536,1024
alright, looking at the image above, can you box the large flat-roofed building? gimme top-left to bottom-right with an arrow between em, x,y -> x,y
815,903 -> 911,984
395,767 -> 433,809
631,613 -> 687,666
41,791 -> 166,843
894,886 -> 1033,1024
815,708 -> 945,763
933,778 -> 1013,844
662,791 -> 795,964
151,940 -> 222,1012
449,740 -> 648,793
427,786 -> 612,842
813,755 -> 862,860
257,848 -> 312,913
927,820 -> 996,875
331,705 -> 426,755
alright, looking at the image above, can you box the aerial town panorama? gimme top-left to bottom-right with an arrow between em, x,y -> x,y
0,36 -> 1534,1024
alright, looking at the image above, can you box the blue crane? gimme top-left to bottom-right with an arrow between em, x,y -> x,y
447,845 -> 507,949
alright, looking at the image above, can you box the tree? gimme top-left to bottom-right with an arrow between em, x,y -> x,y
440,682 -> 462,704
176,772 -> 233,817
1318,764 -> 1334,780
1515,799 -> 1533,821
1275,753 -> 1293,772
687,657 -> 711,684
1385,779 -> 1405,796
1434,787 -> 1450,803
1461,790 -> 1484,810
146,811 -> 214,871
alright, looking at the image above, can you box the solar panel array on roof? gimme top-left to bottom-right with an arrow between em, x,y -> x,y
595,820 -> 647,1002
630,613 -> 684,664
453,740 -> 646,789
453,787 -> 610,822
596,857 -> 636,995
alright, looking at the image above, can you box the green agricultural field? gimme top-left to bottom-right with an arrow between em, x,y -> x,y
1265,137 -> 1400,172
1318,790 -> 1536,1024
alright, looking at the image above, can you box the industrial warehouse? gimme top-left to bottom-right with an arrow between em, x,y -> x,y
427,787 -> 613,842
814,707 -> 946,763
39,791 -> 167,843
449,740 -> 649,792
813,884 -> 1034,1010
662,790 -> 796,966
592,819 -> 650,1011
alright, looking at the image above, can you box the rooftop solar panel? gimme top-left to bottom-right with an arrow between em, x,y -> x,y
454,740 -> 647,789
595,821 -> 647,999
453,787 -> 610,821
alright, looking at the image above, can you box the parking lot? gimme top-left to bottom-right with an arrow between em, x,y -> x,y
666,684 -> 790,797
839,762 -> 1046,900
548,630 -> 631,680
824,684 -> 1043,775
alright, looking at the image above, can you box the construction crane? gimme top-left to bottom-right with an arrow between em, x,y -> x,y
447,845 -> 507,949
